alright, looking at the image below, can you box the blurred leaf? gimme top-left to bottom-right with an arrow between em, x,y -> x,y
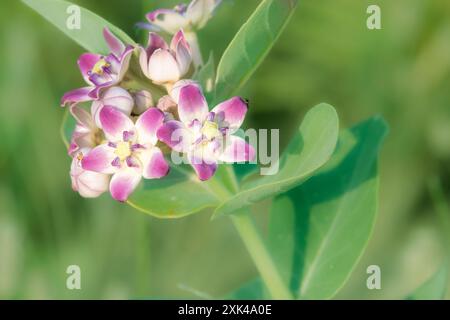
225,278 -> 267,300
193,52 -> 215,103
214,0 -> 298,103
213,103 -> 339,217
22,0 -> 136,54
272,116 -> 387,299
407,264 -> 448,300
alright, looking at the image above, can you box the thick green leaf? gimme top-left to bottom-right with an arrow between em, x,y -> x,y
127,165 -> 227,218
213,103 -> 339,217
407,264 -> 448,300
214,0 -> 298,103
268,196 -> 295,285
268,116 -> 387,299
22,0 -> 135,54
226,116 -> 387,299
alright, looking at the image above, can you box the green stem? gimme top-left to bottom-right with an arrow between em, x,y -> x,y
220,167 -> 293,300
231,211 -> 293,300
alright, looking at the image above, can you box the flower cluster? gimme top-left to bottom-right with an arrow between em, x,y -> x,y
64,0 -> 255,202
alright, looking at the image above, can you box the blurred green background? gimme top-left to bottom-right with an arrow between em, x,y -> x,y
1,0 -> 450,299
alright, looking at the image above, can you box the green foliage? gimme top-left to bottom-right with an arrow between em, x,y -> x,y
407,264 -> 448,300
214,0 -> 298,103
127,166 -> 223,219
227,116 -> 388,299
226,278 -> 267,300
22,0 -> 135,54
214,103 -> 339,217
289,116 -> 387,299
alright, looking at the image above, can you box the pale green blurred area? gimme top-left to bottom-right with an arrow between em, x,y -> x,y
0,0 -> 449,299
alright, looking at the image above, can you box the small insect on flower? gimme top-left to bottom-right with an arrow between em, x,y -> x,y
142,0 -> 222,34
61,28 -> 134,107
157,82 -> 255,181
139,30 -> 192,85
81,107 -> 169,202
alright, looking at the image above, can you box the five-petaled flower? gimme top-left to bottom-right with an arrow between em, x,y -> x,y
157,82 -> 255,181
139,30 -> 192,85
61,28 -> 134,107
62,2 -> 256,201
143,0 -> 222,34
81,106 -> 169,202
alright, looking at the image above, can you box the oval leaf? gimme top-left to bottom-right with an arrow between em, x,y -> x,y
213,103 -> 339,217
407,264 -> 448,300
270,116 -> 387,299
214,0 -> 298,103
127,166 -> 223,219
22,0 -> 135,54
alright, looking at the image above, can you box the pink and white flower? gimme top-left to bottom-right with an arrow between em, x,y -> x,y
90,86 -> 134,128
139,30 -> 192,85
143,0 -> 222,34
61,28 -> 134,107
81,106 -> 169,202
71,148 -> 110,198
68,105 -> 104,157
157,83 -> 255,181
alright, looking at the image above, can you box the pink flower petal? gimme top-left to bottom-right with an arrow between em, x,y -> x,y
109,168 -> 142,202
138,147 -> 170,179
135,107 -> 164,146
81,144 -> 116,174
211,97 -> 248,131
147,32 -> 169,56
99,106 -> 135,141
170,79 -> 198,103
178,84 -> 209,124
103,27 -> 126,57
78,53 -> 102,84
189,154 -> 217,181
92,87 -> 133,128
70,105 -> 94,129
61,87 -> 94,107
117,46 -> 134,82
157,120 -> 192,152
175,37 -> 192,77
71,155 -> 110,198
170,29 -> 189,52
139,47 -> 150,78
219,136 -> 255,163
